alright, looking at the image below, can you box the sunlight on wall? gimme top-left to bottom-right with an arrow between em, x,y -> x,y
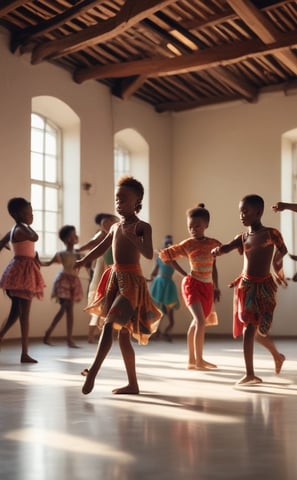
32,96 -> 80,230
114,128 -> 149,222
281,128 -> 297,276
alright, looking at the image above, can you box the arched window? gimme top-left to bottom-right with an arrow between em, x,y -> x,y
31,113 -> 62,256
31,96 -> 80,258
114,129 -> 149,221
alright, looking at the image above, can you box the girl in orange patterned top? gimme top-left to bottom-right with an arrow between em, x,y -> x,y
0,197 -> 45,363
159,204 -> 221,370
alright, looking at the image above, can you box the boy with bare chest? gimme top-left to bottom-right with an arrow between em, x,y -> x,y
212,194 -> 287,385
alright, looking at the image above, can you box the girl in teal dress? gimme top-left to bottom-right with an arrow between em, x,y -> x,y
150,235 -> 180,341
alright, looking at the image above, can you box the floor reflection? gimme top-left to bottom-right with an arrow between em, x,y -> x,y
0,338 -> 297,480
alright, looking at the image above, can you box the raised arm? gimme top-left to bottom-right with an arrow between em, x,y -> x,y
272,202 -> 297,213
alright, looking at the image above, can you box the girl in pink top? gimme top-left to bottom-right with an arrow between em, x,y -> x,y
0,197 -> 45,363
160,204 -> 221,370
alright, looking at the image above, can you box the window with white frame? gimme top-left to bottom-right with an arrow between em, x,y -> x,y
114,144 -> 131,186
30,113 -> 62,257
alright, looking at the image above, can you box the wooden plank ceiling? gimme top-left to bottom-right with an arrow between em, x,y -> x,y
1,0 -> 297,113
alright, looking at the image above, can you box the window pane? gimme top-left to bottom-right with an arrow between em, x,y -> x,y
45,211 -> 58,233
31,113 -> 44,129
45,187 -> 58,212
31,184 -> 43,209
35,237 -> 44,256
44,232 -> 57,256
45,155 -> 57,182
33,210 -> 43,232
31,152 -> 43,181
31,128 -> 44,153
45,132 -> 57,155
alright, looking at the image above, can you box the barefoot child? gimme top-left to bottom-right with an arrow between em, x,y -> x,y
0,197 -> 45,363
159,204 -> 221,370
42,225 -> 83,347
212,194 -> 287,385
149,234 -> 180,342
75,176 -> 162,395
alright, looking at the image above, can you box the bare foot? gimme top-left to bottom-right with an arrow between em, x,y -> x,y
275,353 -> 286,374
187,360 -> 217,370
82,371 -> 96,395
112,385 -> 139,395
201,359 -> 217,369
43,336 -> 54,346
187,363 -> 198,370
21,354 -> 38,364
68,342 -> 80,348
236,375 -> 262,385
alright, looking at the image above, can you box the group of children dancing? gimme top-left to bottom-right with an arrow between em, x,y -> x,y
0,177 -> 294,394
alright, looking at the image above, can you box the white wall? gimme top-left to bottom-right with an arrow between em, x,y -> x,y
0,30 -> 172,340
172,92 -> 297,336
1,25 -> 296,340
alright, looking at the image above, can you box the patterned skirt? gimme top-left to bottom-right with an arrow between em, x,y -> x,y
51,272 -> 83,302
231,273 -> 277,338
0,255 -> 45,300
85,264 -> 162,345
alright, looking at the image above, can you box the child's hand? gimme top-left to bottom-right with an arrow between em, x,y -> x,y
211,246 -> 221,256
272,202 -> 285,212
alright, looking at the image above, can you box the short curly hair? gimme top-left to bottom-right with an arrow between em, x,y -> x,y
117,176 -> 144,213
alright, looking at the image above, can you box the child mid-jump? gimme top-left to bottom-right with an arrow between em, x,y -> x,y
75,176 -> 162,395
42,225 -> 83,348
159,204 -> 221,370
0,197 -> 45,363
212,194 -> 287,385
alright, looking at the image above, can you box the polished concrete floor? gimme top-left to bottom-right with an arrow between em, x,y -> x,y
1,335 -> 297,480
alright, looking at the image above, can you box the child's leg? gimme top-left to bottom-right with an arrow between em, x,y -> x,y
0,296 -> 21,342
187,302 -> 216,369
255,333 -> 285,374
112,327 -> 139,394
19,298 -> 37,363
44,301 -> 66,345
82,322 -> 114,395
237,323 -> 262,384
187,319 -> 196,367
64,300 -> 79,348
88,316 -> 98,343
163,308 -> 174,340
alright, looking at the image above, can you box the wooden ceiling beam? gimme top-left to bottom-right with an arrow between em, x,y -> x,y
0,1 -> 29,17
73,30 -> 297,83
31,0 -> 178,64
212,66 -> 257,101
114,75 -> 148,100
156,94 -> 243,113
227,0 -> 297,75
11,0 -> 107,52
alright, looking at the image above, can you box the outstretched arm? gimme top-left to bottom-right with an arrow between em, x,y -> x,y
211,235 -> 242,257
75,233 -> 112,270
272,202 -> 297,213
